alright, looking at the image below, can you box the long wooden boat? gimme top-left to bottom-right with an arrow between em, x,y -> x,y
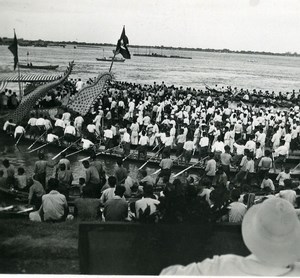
0,185 -> 28,202
6,132 -> 300,180
96,57 -> 125,62
19,64 -> 59,70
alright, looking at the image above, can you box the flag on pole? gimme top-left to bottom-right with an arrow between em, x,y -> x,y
8,30 -> 18,70
115,26 -> 131,59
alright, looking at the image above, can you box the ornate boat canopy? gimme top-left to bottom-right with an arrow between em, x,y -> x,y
0,73 -> 63,83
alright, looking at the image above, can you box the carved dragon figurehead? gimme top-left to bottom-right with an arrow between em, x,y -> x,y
67,72 -> 113,116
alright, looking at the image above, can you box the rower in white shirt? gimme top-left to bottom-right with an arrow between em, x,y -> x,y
54,115 -> 66,137
81,138 -> 94,150
47,133 -> 59,143
122,128 -> 131,156
14,125 -> 26,139
64,123 -> 76,143
138,130 -> 149,159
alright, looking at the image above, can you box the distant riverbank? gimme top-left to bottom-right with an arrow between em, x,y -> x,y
1,37 -> 300,58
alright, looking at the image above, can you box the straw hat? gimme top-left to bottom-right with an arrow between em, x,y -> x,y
242,198 -> 300,267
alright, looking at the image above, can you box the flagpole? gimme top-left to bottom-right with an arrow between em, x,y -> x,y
109,53 -> 116,73
14,28 -> 22,101
109,25 -> 126,73
17,62 -> 22,100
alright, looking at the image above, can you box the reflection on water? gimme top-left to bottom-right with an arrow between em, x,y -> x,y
0,134 -> 157,183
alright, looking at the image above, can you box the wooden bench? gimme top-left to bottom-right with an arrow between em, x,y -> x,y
78,222 -> 250,275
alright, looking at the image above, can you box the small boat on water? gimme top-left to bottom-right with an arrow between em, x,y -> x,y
19,64 -> 59,70
96,57 -> 125,62
133,53 -> 192,59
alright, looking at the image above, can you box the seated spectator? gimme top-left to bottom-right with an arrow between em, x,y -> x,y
103,186 -> 128,221
161,198 -> 300,275
276,179 -> 297,207
261,173 -> 275,193
28,176 -> 45,210
2,159 -> 15,189
135,184 -> 160,221
227,188 -> 247,223
16,167 -> 28,191
40,178 -> 68,222
74,190 -> 102,221
276,167 -> 291,189
100,176 -> 118,205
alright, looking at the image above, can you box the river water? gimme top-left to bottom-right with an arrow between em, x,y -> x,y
0,44 -> 300,181
1,45 -> 300,92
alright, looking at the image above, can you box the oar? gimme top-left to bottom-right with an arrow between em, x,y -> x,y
65,148 -> 84,158
27,130 -> 47,150
27,135 -> 64,153
27,142 -> 50,153
79,143 -> 120,162
15,131 -> 25,146
173,156 -> 208,178
122,149 -> 137,162
151,169 -> 161,175
138,146 -> 164,170
52,137 -> 81,160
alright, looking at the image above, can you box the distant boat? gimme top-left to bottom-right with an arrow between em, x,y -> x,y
169,55 -> 192,59
133,53 -> 192,59
96,49 -> 125,62
96,57 -> 125,62
18,64 -> 59,70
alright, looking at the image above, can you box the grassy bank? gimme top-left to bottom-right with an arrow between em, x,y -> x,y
0,219 -> 79,274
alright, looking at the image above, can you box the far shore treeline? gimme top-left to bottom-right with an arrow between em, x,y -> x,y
0,36 -> 300,58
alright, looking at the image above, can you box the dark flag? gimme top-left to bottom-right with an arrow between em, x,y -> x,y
115,26 -> 131,59
8,30 -> 18,70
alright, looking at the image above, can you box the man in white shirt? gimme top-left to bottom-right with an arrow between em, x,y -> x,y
138,130 -> 149,160
54,115 -> 65,137
14,124 -> 26,139
86,123 -> 98,142
36,115 -> 45,134
104,125 -> 114,151
274,141 -> 288,170
227,189 -> 247,223
28,113 -> 38,139
64,123 -> 76,143
121,128 -> 131,156
199,132 -> 209,159
205,152 -> 216,184
74,114 -> 84,136
47,133 -> 59,143
81,138 -> 94,150
40,178 -> 68,222
135,184 -> 160,219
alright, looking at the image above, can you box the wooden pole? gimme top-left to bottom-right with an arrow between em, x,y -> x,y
17,63 -> 22,100
109,53 -> 116,73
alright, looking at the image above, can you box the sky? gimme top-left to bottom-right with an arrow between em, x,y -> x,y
1,0 -> 300,53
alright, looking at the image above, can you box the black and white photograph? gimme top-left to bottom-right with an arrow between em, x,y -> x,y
1,0 -> 300,276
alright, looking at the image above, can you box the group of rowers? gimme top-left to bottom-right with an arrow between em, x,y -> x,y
1,78 -> 300,223
3,79 -> 300,183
